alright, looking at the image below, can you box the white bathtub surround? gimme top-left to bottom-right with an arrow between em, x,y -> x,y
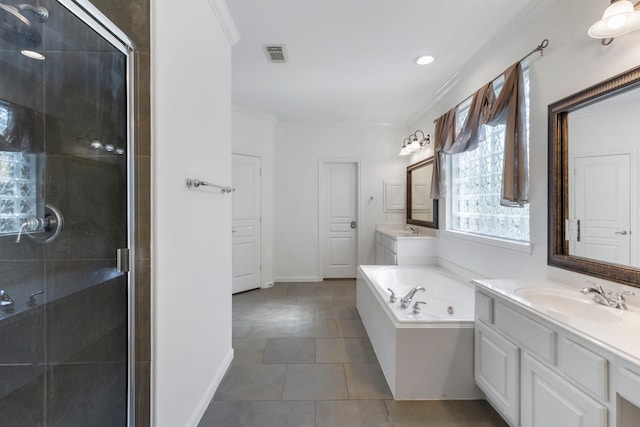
473,278 -> 640,427
356,265 -> 482,400
375,225 -> 438,266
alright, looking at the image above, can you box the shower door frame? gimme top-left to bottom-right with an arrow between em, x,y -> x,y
55,0 -> 137,424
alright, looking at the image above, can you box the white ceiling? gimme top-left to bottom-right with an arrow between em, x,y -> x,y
227,0 -> 535,125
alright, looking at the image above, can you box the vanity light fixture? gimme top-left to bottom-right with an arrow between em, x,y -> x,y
399,130 -> 431,156
589,0 -> 640,44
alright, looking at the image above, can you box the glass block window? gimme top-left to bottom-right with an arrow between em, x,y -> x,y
448,68 -> 530,242
0,103 -> 40,235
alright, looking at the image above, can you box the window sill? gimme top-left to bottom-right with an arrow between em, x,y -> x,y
442,229 -> 532,254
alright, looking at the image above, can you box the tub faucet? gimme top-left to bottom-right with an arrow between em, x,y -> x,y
406,226 -> 418,236
400,286 -> 425,309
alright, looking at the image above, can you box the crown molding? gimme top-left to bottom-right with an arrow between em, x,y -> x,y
208,0 -> 240,45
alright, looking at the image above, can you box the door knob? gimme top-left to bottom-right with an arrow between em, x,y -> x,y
350,221 -> 357,229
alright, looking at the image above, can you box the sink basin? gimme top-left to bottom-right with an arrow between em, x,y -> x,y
515,287 -> 624,323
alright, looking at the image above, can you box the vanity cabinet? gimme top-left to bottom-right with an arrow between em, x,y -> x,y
475,321 -> 520,425
375,232 -> 397,265
374,230 -> 436,265
474,288 -> 615,427
521,352 -> 607,427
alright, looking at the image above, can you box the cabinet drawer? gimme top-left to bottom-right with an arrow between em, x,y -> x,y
559,338 -> 608,401
475,292 -> 494,324
617,361 -> 640,408
495,302 -> 556,365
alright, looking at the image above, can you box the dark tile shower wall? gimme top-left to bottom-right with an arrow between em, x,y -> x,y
0,0 -> 151,424
88,0 -> 153,426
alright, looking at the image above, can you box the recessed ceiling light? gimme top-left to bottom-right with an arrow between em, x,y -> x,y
415,55 -> 434,66
21,50 -> 45,60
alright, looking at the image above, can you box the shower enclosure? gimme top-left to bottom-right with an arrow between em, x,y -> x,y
0,0 -> 135,425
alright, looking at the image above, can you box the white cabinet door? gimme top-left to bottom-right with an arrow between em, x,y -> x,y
475,321 -> 520,426
521,353 -> 607,427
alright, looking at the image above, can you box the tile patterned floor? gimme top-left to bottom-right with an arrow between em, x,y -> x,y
198,280 -> 508,427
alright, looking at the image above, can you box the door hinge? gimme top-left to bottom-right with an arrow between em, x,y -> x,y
117,248 -> 131,273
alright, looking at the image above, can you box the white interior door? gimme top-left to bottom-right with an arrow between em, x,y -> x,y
232,154 -> 261,294
571,153 -> 631,265
322,161 -> 358,278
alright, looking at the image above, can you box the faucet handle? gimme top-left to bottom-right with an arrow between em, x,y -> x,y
387,288 -> 397,303
412,301 -> 426,315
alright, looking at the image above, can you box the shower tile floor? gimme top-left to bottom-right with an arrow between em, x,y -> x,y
198,280 -> 508,427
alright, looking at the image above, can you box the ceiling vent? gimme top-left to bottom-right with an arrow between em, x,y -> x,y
263,45 -> 287,63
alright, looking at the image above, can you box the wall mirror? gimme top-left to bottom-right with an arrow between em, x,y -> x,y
407,157 -> 438,229
549,65 -> 640,288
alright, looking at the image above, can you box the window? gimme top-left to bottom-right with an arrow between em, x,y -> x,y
0,102 -> 41,234
448,68 -> 530,242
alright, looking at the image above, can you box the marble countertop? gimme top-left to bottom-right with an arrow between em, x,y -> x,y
472,278 -> 640,366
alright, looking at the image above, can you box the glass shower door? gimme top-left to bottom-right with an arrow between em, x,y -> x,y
0,0 -> 134,425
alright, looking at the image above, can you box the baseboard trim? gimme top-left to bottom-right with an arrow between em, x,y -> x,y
188,347 -> 234,427
274,276 -> 323,283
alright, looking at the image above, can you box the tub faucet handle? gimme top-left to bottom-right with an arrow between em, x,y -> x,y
27,290 -> 44,307
387,288 -> 397,303
412,301 -> 426,315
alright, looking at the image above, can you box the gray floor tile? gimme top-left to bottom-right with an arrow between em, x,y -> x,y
316,400 -> 392,427
232,320 -> 253,339
198,401 -> 315,427
336,319 -> 368,337
315,305 -> 358,320
245,321 -> 297,338
293,320 -> 338,338
345,363 -> 393,399
384,400 -> 467,427
214,365 -> 286,401
282,364 -> 348,400
232,339 -> 268,365
262,338 -> 316,364
452,400 -> 509,426
316,338 -> 373,363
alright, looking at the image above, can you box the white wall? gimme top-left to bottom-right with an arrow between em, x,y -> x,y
152,0 -> 238,426
408,0 -> 640,290
274,123 -> 407,281
232,107 -> 276,287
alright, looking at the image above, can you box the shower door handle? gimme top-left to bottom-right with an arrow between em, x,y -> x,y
117,248 -> 130,272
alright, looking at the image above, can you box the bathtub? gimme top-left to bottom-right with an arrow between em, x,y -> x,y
356,264 -> 482,400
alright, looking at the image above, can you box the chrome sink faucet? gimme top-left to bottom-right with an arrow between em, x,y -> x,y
406,226 -> 418,236
580,280 -> 635,310
400,286 -> 425,309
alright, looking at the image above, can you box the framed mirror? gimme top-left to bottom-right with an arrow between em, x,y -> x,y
549,65 -> 640,288
406,157 -> 438,229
